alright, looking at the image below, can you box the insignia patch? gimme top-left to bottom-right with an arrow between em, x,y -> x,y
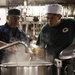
62,28 -> 69,33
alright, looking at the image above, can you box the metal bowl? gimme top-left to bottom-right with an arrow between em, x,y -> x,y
59,43 -> 75,60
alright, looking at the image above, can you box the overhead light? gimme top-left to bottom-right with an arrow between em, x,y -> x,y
24,0 -> 27,6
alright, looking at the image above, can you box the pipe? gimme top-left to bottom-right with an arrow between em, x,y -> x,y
0,41 -> 28,53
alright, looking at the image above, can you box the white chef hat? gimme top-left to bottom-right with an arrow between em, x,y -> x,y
45,4 -> 63,15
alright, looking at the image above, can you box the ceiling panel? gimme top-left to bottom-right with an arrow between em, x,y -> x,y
27,0 -> 75,6
0,0 -> 75,7
0,0 -> 24,7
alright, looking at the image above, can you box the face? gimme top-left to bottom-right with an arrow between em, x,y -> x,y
46,13 -> 62,26
7,15 -> 20,28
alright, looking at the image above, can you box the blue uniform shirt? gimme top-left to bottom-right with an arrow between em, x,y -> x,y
0,23 -> 29,44
0,23 -> 29,62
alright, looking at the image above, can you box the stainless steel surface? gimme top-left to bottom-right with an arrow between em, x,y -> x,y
1,66 -> 50,75
0,61 -> 52,67
59,43 -> 75,60
0,61 -> 52,75
54,59 -> 62,75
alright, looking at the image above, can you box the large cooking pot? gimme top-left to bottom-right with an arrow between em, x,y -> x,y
0,61 -> 52,75
0,42 -> 53,75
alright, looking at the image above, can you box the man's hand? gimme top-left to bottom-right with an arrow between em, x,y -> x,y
0,41 -> 7,47
31,47 -> 45,60
6,45 -> 17,52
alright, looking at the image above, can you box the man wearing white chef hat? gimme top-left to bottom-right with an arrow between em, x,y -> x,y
45,4 -> 63,15
45,4 -> 63,26
36,4 -> 75,75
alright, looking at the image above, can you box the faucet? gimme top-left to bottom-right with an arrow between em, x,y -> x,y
0,41 -> 29,53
